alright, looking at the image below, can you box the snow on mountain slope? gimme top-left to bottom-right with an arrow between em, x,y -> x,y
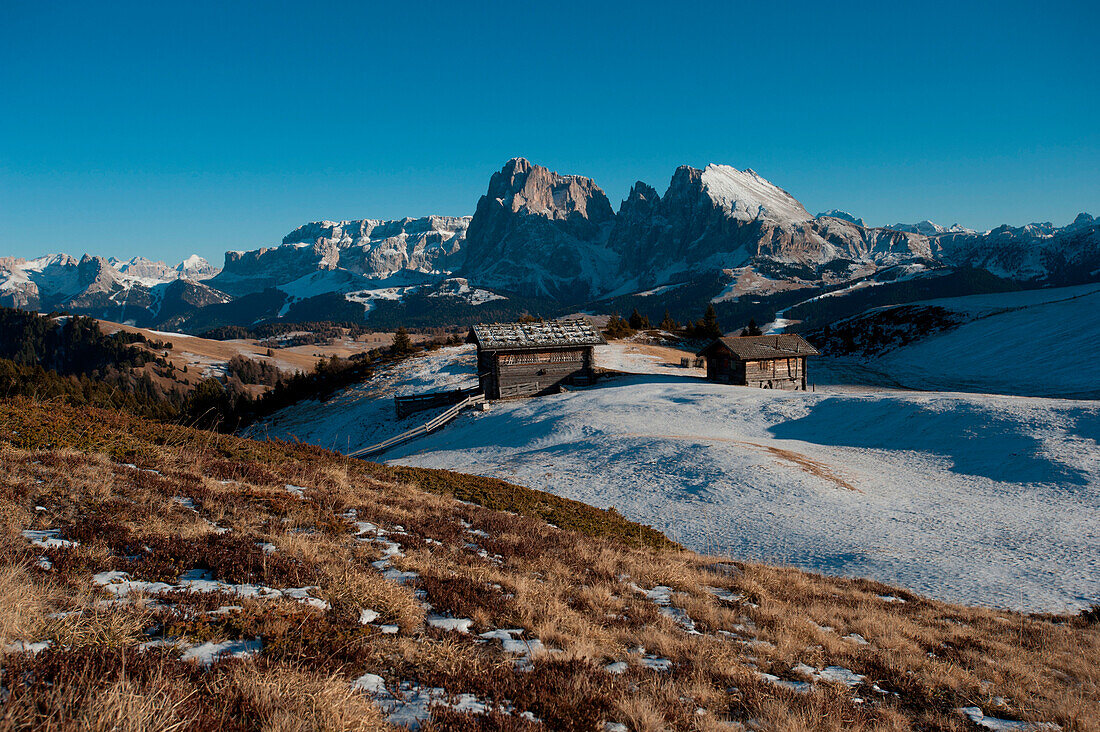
426,277 -> 505,304
935,216 -> 1099,284
885,221 -> 975,236
4,161 -> 1094,328
285,216 -> 469,278
816,209 -> 866,227
0,252 -> 221,315
701,165 -> 813,224
211,216 -> 470,298
176,254 -> 219,279
822,284 -> 1100,398
251,343 -> 1100,613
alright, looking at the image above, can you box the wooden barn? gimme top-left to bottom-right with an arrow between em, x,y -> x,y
467,320 -> 606,400
697,334 -> 819,390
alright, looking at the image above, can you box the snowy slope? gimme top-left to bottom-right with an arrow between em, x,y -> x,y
253,343 -> 1100,613
885,221 -> 975,236
385,377 -> 1099,613
701,165 -> 812,224
245,345 -> 479,451
822,284 -> 1100,398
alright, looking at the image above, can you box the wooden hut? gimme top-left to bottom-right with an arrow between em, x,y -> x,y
467,319 -> 606,400
697,334 -> 819,390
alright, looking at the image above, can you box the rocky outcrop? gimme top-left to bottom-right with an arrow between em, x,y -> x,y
0,253 -> 232,326
111,255 -> 219,283
885,220 -> 975,236
935,215 -> 1099,285
285,215 -> 469,280
211,216 -> 471,298
607,164 -> 929,286
211,240 -> 343,296
461,158 -> 617,300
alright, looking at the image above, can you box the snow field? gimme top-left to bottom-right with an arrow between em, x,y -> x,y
305,341 -> 1100,613
388,378 -> 1099,611
251,338 -> 1100,612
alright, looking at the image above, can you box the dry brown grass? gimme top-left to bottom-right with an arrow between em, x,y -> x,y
0,564 -> 48,644
223,666 -> 388,732
0,399 -> 1096,731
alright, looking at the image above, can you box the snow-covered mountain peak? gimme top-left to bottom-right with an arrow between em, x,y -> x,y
816,209 -> 866,227
109,254 -> 219,283
22,253 -> 78,272
700,164 -> 812,224
885,220 -> 975,236
177,254 -> 211,271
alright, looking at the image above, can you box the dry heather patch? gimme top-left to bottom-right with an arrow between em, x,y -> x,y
0,399 -> 1097,731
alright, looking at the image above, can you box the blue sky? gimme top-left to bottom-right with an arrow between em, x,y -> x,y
2,0 -> 1097,265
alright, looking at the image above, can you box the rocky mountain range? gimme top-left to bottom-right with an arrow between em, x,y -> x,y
2,158 -> 1096,331
0,253 -> 228,323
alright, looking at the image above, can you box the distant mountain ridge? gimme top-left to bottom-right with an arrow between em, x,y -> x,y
2,158 -> 1096,331
0,253 -> 224,320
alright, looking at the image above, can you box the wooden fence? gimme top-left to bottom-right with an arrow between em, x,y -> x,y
350,393 -> 486,459
394,385 -> 482,418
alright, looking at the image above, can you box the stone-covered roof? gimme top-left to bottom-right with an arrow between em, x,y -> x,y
468,319 -> 606,351
698,334 -> 820,360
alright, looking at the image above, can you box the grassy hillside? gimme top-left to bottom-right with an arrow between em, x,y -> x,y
0,399 -> 1096,730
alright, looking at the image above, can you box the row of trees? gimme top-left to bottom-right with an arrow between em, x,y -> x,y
605,305 -> 726,341
0,309 -> 162,375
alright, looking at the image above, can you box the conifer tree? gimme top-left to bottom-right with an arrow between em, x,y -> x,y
702,304 -> 722,339
392,327 -> 413,355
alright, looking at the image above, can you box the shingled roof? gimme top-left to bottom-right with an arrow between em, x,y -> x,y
468,319 -> 607,350
698,334 -> 819,360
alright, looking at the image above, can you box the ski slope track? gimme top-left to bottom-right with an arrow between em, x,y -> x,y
255,341 -> 1100,614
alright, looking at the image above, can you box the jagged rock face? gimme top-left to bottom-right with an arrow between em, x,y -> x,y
936,217 -> 1100,285
608,164 -> 929,285
811,217 -> 933,262
0,257 -> 43,309
113,255 -> 219,282
885,220 -> 975,236
4,159 -> 1095,329
212,240 -> 343,296
114,257 -> 169,281
65,255 -> 125,308
213,216 -> 471,297
0,253 -> 233,326
284,216 -> 469,280
461,158 -> 617,300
